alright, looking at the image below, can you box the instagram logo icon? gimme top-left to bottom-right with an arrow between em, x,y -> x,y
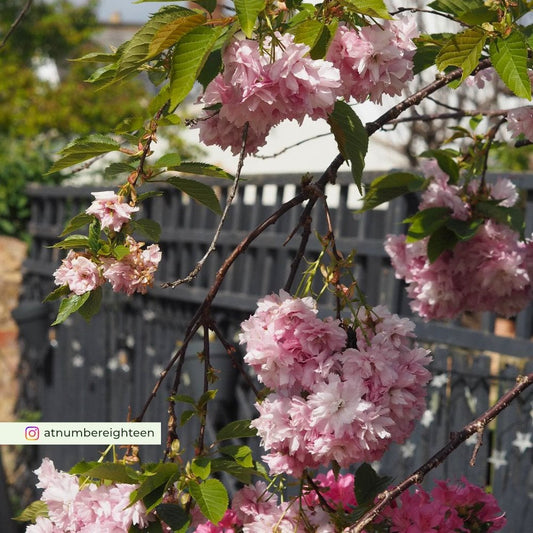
25,426 -> 39,441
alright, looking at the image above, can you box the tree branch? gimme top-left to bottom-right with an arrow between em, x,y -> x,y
0,0 -> 33,51
348,372 -> 533,532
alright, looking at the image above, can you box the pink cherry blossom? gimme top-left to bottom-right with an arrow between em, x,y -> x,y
53,250 -> 103,296
507,106 -> 533,142
28,458 -> 151,532
85,191 -> 139,232
326,18 -> 417,104
102,236 -> 162,296
380,478 -> 506,532
196,33 -> 341,155
386,220 -> 533,320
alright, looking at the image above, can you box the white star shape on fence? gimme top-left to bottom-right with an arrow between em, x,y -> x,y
488,450 -> 508,470
512,432 -> 533,454
400,441 -> 416,459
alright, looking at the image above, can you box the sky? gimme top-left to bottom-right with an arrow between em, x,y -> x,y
71,0 -> 172,23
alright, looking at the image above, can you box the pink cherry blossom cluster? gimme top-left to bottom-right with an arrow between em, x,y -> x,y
197,20 -> 417,155
54,236 -> 162,297
192,472 -> 505,532
239,291 -> 431,476
25,458 -> 151,532
385,172 -> 533,320
192,472 -> 356,532
197,32 -> 342,155
380,477 -> 506,532
53,191 -> 162,297
326,18 -> 417,105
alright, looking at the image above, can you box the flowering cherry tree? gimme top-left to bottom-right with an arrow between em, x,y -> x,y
13,0 -> 533,531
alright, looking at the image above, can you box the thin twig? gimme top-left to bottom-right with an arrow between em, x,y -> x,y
348,372 -> 533,532
210,321 -> 260,398
480,117 -> 507,186
162,123 -> 249,288
386,108 -> 509,126
0,0 -> 33,50
391,6 -> 463,25
253,132 -> 332,159
196,326 -> 211,454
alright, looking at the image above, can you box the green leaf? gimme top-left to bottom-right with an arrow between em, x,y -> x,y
60,213 -> 93,236
219,445 -> 254,467
13,500 -> 48,522
359,172 -> 425,212
155,503 -> 190,531
404,207 -> 451,241
198,389 -> 217,408
354,463 -> 393,507
428,0 -> 497,24
170,162 -> 234,180
291,20 -> 326,50
436,28 -> 487,82
170,394 -> 197,405
72,51 -> 119,63
489,33 -> 531,100
132,218 -> 162,242
328,100 -> 368,193
170,26 -> 223,108
191,457 -> 212,479
148,13 -> 206,59
180,410 -> 196,425
153,153 -> 182,168
52,292 -> 91,326
43,285 -> 70,303
49,135 -> 121,173
421,149 -> 460,182
78,286 -> 103,321
130,463 -> 180,507
341,0 -> 392,18
51,235 -> 90,249
476,201 -> 525,236
113,244 -> 131,260
88,219 -> 101,253
209,458 -> 260,484
234,0 -> 266,38
445,218 -> 483,241
427,226 -> 458,262
197,49 -> 223,89
86,62 -> 118,86
413,41 -> 440,74
70,461 -> 137,483
188,479 -> 228,524
116,6 -> 197,79
104,162 -> 137,179
216,419 -> 257,441
166,177 -> 222,214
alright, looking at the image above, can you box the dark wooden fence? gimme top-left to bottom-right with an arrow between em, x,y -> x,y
12,171 -> 533,531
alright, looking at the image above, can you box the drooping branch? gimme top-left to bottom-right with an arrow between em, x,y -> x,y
348,372 -> 533,532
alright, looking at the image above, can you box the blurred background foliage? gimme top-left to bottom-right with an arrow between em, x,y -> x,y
0,0 -> 152,240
